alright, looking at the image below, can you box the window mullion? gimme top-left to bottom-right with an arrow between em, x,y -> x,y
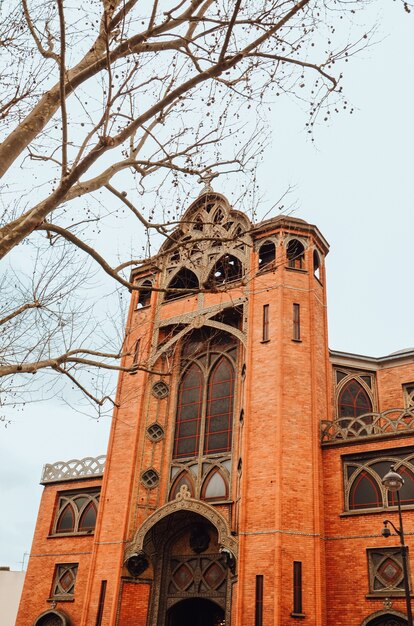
199,362 -> 209,459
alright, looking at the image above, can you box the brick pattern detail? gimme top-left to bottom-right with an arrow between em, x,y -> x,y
117,581 -> 151,626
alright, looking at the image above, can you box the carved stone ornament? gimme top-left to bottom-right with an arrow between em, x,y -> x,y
219,547 -> 236,574
383,598 -> 393,609
125,492 -> 238,562
189,523 -> 210,554
125,551 -> 149,577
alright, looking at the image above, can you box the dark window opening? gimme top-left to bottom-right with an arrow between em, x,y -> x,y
173,363 -> 203,458
287,239 -> 305,269
165,268 -> 199,301
206,255 -> 243,288
255,575 -> 263,626
262,304 -> 269,342
56,504 -> 75,533
95,580 -> 107,626
211,305 -> 243,330
349,470 -> 382,510
313,249 -> 321,280
193,216 -> 204,231
338,379 -> 372,432
345,447 -> 414,512
293,561 -> 303,615
258,241 -> 276,271
213,208 -> 224,223
259,241 -> 276,270
137,280 -> 152,308
388,465 -> 414,506
293,304 -> 300,341
204,357 -> 234,455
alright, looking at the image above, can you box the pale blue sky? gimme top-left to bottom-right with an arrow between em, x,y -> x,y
1,2 -> 413,570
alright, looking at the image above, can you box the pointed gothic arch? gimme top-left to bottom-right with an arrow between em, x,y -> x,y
360,610 -> 407,626
125,493 -> 238,562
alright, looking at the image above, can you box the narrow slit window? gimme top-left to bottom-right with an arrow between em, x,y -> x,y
293,561 -> 303,615
130,339 -> 141,374
293,304 -> 300,341
262,304 -> 269,342
95,580 -> 107,626
255,575 -> 263,626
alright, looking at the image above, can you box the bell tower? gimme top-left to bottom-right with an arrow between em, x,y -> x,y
24,190 -> 330,626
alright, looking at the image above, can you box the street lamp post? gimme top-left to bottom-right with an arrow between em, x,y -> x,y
382,465 -> 413,626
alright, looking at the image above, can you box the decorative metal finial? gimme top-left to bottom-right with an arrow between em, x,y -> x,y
198,169 -> 219,195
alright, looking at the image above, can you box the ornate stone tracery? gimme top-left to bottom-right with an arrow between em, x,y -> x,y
159,193 -> 251,294
125,489 -> 238,562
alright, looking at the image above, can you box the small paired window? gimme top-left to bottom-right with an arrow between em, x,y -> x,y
343,447 -> 414,513
287,239 -> 305,270
53,491 -> 99,535
169,467 -> 229,503
50,563 -> 78,600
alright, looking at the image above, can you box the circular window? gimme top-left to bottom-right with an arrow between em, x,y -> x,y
147,423 -> 164,442
152,381 -> 170,399
141,469 -> 160,489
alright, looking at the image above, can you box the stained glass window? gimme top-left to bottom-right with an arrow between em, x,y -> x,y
173,331 -> 236,462
339,379 -> 372,418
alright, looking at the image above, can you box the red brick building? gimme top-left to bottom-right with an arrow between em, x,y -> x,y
17,192 -> 414,626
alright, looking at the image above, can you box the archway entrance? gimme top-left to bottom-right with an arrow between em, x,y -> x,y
364,614 -> 407,626
167,598 -> 224,626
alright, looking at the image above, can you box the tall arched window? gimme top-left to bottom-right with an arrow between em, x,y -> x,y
172,330 -> 236,460
286,239 -> 305,269
204,357 -> 234,455
349,470 -> 382,510
165,268 -> 199,301
173,363 -> 203,458
339,379 -> 372,418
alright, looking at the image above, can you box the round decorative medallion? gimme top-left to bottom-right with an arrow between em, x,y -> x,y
152,381 -> 170,399
141,468 -> 160,489
147,423 -> 164,442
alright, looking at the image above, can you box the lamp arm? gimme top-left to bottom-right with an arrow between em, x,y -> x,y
383,519 -> 402,537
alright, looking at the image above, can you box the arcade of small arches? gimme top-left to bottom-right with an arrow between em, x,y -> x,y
135,194 -> 324,308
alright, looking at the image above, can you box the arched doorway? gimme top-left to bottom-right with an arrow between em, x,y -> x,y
167,598 -> 224,626
363,613 -> 407,626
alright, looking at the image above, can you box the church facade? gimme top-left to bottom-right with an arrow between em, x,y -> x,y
17,192 -> 414,626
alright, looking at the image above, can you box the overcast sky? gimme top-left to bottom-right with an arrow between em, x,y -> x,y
1,2 -> 413,571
